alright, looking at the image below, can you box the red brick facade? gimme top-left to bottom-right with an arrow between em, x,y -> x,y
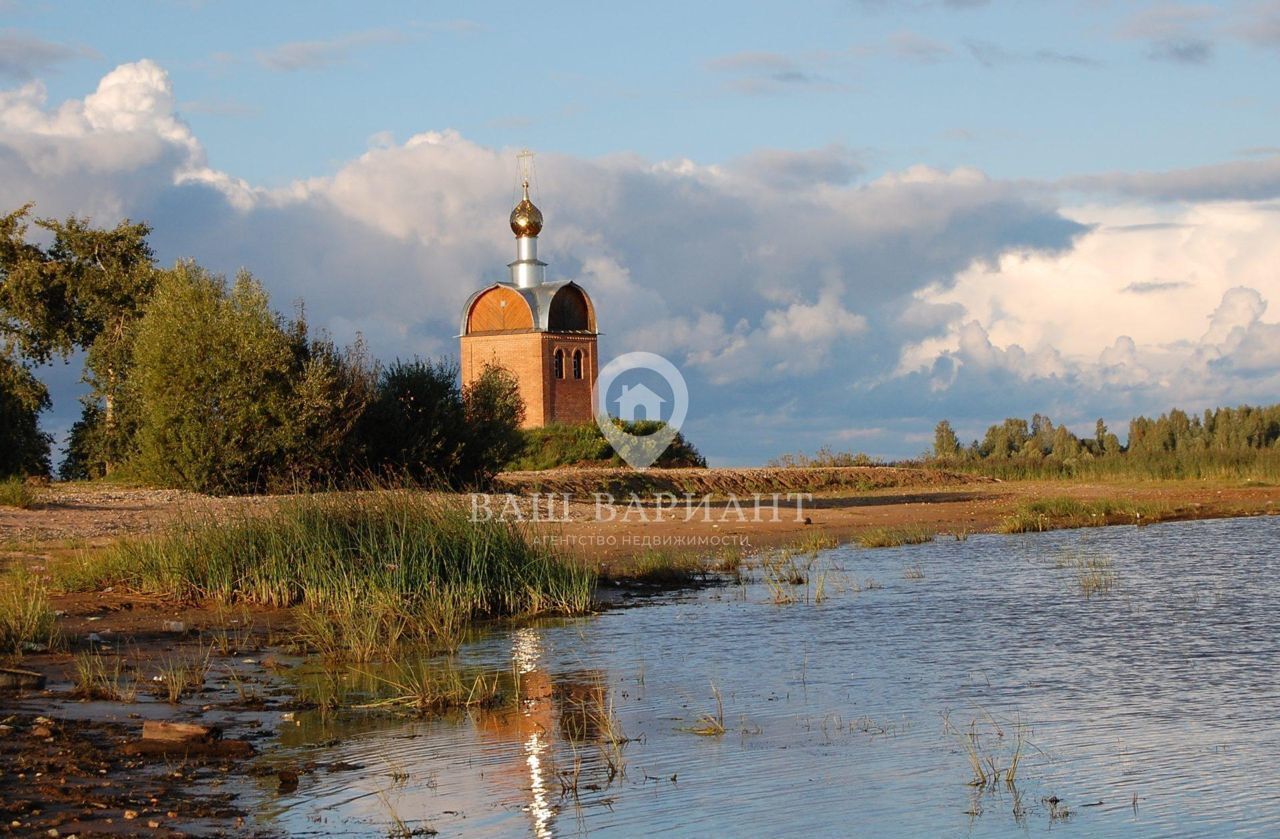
460,330 -> 598,428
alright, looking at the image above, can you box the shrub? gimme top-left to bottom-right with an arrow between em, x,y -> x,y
0,476 -> 36,509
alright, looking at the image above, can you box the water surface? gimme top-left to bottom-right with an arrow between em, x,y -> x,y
256,516 -> 1280,837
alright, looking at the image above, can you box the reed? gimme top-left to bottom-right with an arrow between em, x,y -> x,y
72,652 -> 138,702
855,527 -> 934,549
0,568 -> 57,656
903,565 -> 926,580
601,550 -> 708,586
998,497 -> 1170,534
155,649 -> 212,703
686,684 -> 726,736
360,659 -> 508,712
56,490 -> 595,657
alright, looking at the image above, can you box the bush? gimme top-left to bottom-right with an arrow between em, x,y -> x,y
357,359 -> 468,485
0,476 -> 36,509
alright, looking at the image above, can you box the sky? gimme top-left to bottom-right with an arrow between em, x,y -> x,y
2,0 -> 1279,465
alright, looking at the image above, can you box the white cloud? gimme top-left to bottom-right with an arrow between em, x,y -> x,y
3,60 -> 1279,460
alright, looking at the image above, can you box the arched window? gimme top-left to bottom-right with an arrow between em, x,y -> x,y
553,349 -> 564,379
572,349 -> 583,380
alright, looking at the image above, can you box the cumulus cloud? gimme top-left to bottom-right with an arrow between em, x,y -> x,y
894,200 -> 1280,437
3,60 -> 1280,461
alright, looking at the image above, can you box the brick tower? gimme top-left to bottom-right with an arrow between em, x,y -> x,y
459,172 -> 599,428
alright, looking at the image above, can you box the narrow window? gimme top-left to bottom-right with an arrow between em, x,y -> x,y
554,349 -> 564,379
573,349 -> 583,380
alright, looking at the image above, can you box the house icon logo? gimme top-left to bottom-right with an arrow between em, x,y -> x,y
615,383 -> 666,422
594,352 -> 689,470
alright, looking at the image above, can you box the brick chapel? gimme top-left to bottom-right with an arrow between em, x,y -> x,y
459,174 -> 599,428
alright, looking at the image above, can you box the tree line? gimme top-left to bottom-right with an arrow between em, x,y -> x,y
1,205 -> 523,492
931,405 -> 1280,480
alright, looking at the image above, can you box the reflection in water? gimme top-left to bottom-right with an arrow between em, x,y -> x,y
258,516 -> 1280,837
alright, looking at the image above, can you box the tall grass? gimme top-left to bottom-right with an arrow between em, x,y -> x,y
998,497 -> 1170,533
56,490 -> 595,655
0,568 -> 57,656
855,527 -> 934,548
0,477 -> 37,509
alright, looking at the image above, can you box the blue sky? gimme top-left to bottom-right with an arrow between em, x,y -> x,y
3,0 -> 1280,464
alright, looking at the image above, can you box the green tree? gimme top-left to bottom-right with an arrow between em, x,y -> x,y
0,354 -> 51,477
279,314 -> 377,487
933,419 -> 962,459
129,264 -> 296,493
0,205 -> 157,471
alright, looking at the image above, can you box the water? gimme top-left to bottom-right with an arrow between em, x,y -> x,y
254,516 -> 1280,837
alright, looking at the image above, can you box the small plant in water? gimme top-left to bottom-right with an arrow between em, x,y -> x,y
685,684 -> 726,736
73,652 -> 138,702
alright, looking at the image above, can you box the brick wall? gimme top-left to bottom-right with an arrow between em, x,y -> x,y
460,331 -> 599,427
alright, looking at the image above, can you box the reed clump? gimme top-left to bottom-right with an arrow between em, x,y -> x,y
855,527 -> 934,549
998,497 -> 1170,534
56,491 -> 596,657
601,550 -> 709,587
0,568 -> 57,656
72,653 -> 139,702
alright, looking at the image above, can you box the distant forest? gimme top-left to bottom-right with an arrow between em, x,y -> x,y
929,405 -> 1280,480
771,407 -> 1280,482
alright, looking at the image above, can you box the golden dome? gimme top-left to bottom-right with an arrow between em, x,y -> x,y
509,179 -> 543,238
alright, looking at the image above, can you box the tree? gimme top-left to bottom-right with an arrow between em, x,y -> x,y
0,205 -> 158,471
129,264 -> 296,493
933,420 -> 962,459
0,353 -> 51,477
279,312 -> 377,487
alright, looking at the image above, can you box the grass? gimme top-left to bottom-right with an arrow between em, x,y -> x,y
998,497 -> 1171,534
943,711 -> 1030,789
359,660 -> 509,713
0,477 -> 37,509
155,650 -> 212,703
855,527 -> 935,548
55,490 -> 596,659
1055,553 -> 1118,597
0,568 -> 57,656
72,652 -> 139,702
685,684 -> 726,736
601,550 -> 709,587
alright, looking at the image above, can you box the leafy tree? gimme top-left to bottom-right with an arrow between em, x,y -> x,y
0,353 -> 51,477
129,263 -> 296,493
933,420 -> 962,459
279,312 -> 377,487
0,205 -> 157,472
